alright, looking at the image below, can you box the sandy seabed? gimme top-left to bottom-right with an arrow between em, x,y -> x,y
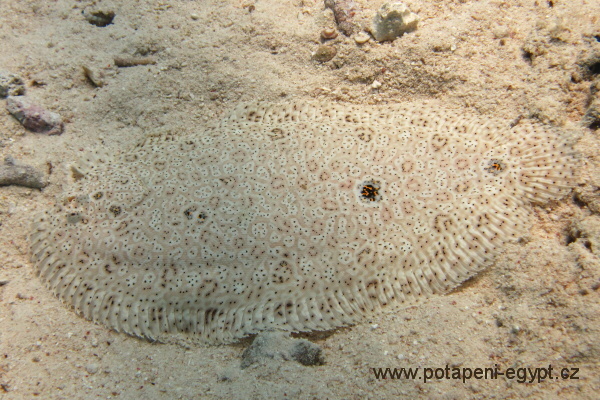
0,0 -> 599,399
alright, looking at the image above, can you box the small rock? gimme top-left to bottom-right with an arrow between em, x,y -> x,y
370,1 -> 419,42
6,96 -> 64,135
0,156 -> 47,189
0,71 -> 26,98
85,363 -> 99,374
83,8 -> 115,27
289,340 -> 325,366
240,331 -> 324,369
354,32 -> 371,44
431,37 -> 457,52
312,45 -> 337,62
190,13 -> 199,20
371,80 -> 382,89
82,65 -> 105,88
114,56 -> 157,68
321,27 -> 338,40
492,25 -> 510,39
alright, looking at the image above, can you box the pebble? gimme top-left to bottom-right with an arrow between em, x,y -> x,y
114,56 -> 157,68
492,25 -> 510,39
83,8 -> 115,27
354,32 -> 371,44
289,340 -> 325,367
0,71 -> 25,98
370,1 -> 419,42
0,156 -> 47,189
190,13 -> 199,20
82,65 -> 105,87
312,45 -> 337,62
86,363 -> 99,374
6,96 -> 64,135
321,27 -> 338,40
371,80 -> 382,89
240,332 -> 325,369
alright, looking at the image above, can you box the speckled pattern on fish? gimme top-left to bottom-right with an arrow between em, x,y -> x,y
29,101 -> 578,344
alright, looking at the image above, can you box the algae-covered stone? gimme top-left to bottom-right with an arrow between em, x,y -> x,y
0,156 -> 47,189
0,71 -> 25,98
240,332 -> 324,369
312,45 -> 337,62
370,1 -> 419,42
6,96 -> 64,135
